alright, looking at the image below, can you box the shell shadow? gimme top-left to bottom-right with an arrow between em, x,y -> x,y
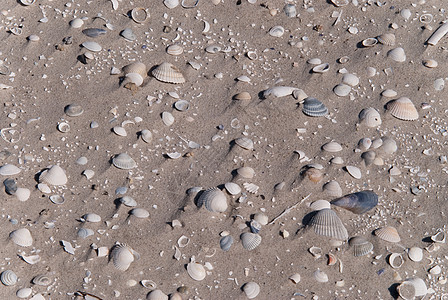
301,211 -> 317,226
388,283 -> 400,299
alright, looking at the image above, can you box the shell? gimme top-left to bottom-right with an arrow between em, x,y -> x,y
82,28 -> 107,38
4,178 -> 17,195
124,73 -> 144,87
166,44 -> 184,56
422,59 -> 438,68
152,62 -> 185,84
375,226 -> 401,243
342,73 -> 359,86
20,254 -> 41,264
283,4 -> 296,17
111,244 -> 136,271
32,274 -> 51,286
39,165 -> 67,185
322,141 -> 342,152
333,84 -> 351,97
235,137 -> 254,150
345,166 -> 362,179
123,62 -> 147,78
146,289 -> 168,300
269,25 -> 285,37
10,228 -> 33,247
197,188 -> 228,213
263,86 -> 298,98
224,182 -> 241,195
241,232 -> 262,250
302,97 -> 328,117
120,196 -> 137,207
407,247 -> 423,262
289,273 -> 301,284
330,191 -> 378,214
331,157 -> 344,164
82,41 -> 102,52
377,33 -> 395,46
162,112 -> 175,126
249,220 -> 261,234
174,100 -> 190,111
379,137 -> 397,155
312,63 -> 330,73
310,200 -> 331,211
113,126 -> 127,137
431,231 -> 445,243
141,280 -> 157,288
20,0 -> 36,5
246,51 -> 258,60
77,228 -> 94,239
112,153 -> 137,169
366,66 -> 376,77
400,278 -> 427,298
338,56 -> 350,64
0,270 -> 18,286
387,47 -> 406,62
187,262 -> 206,281
233,92 -> 251,101
57,122 -> 70,133
314,269 -> 329,283
361,151 -> 376,166
120,28 -> 136,41
141,130 -> 153,143
243,282 -> 260,299
131,7 -> 148,23
16,288 -> 32,298
130,208 -> 149,218
49,194 -> 65,204
349,236 -> 373,257
388,253 -> 404,268
307,58 -> 322,65
28,34 -> 40,41
358,138 -> 372,151
64,104 -> 84,116
381,89 -> 398,97
70,18 -> 84,28
323,181 -> 342,197
330,0 -> 348,7
427,22 -> 448,46
386,97 -> 419,121
243,182 -> 259,194
303,168 -> 323,183
0,164 -> 21,175
169,292 -> 183,300
253,213 -> 269,225
220,235 -> 233,252
308,208 -> 348,240
177,235 -> 189,248
362,38 -> 378,47
164,0 -> 179,8
205,45 -> 221,54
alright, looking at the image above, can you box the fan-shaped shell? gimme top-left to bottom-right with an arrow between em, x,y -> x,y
123,62 -> 147,78
130,208 -> 149,218
235,137 -> 254,150
407,247 -> 423,262
32,274 -> 51,286
386,97 -> 418,121
197,188 -> 228,212
349,236 -> 373,257
16,288 -> 32,298
253,213 -> 269,225
323,180 -> 342,197
10,228 -> 33,247
146,289 -> 168,300
359,107 -> 382,127
269,25 -> 284,37
224,182 -> 241,195
111,244 -> 136,271
237,166 -> 255,179
310,200 -> 331,211
375,226 -> 401,243
112,153 -> 136,169
377,33 -> 396,46
39,165 -> 68,185
342,73 -> 359,86
0,164 -> 21,176
345,166 -> 361,179
314,269 -> 329,283
164,0 -> 179,8
387,47 -> 406,62
166,44 -> 183,56
302,97 -> 328,117
322,141 -> 342,152
241,232 -> 262,250
330,191 -> 378,214
187,262 -> 206,281
398,278 -> 427,298
141,129 -> 153,143
308,208 -> 348,241
0,270 -> 18,286
243,282 -> 260,299
220,235 -> 233,252
333,84 -> 351,97
152,62 -> 185,84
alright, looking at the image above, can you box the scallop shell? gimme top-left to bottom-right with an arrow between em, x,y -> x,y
323,180 -> 342,197
345,166 -> 361,179
381,89 -> 398,97
187,262 -> 206,281
112,153 -> 137,169
0,164 -> 21,175
377,33 -> 396,46
253,213 -> 268,225
342,73 -> 359,86
322,141 -> 342,152
422,59 -> 438,68
349,236 -> 373,257
269,25 -> 285,37
130,208 -> 149,218
233,92 -> 251,101
375,226 -> 401,243
152,62 -> 185,84
407,247 -> 423,262
330,191 -> 378,214
162,112 -> 175,126
235,137 -> 254,150
220,235 -> 233,252
123,62 -> 147,78
386,97 -> 419,121
111,244 -> 136,271
333,84 -> 351,97
164,0 -> 179,8
82,41 -> 102,52
314,269 -> 329,283
308,208 -> 348,241
388,253 -> 404,268
10,228 -> 33,247
387,47 -> 406,62
16,288 -> 32,298
39,165 -> 68,185
64,104 -> 84,116
166,44 -> 183,56
146,289 -> 168,300
241,232 -> 262,250
362,38 -> 378,47
310,200 -> 331,211
243,282 -> 260,299
302,97 -> 328,117
0,270 -> 18,286
312,63 -> 330,73
32,274 -> 51,286
197,188 -> 228,213
224,182 -> 241,195
131,7 -> 148,23
141,130 -> 153,143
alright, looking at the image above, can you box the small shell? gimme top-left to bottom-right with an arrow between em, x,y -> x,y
112,153 -> 137,169
362,38 -> 378,47
333,84 -> 351,97
309,246 -> 322,259
388,253 -> 404,268
4,178 -> 17,195
289,273 -> 301,284
242,282 -> 260,299
57,122 -> 70,133
39,165 -> 68,185
302,97 -> 328,117
253,213 -> 268,225
387,47 -> 406,62
110,244 -> 136,271
120,28 -> 136,41
386,97 -> 419,121
27,34 -> 40,42
174,100 -> 190,111
358,138 -> 372,151
0,164 -> 21,176
64,104 -> 84,116
162,112 -> 175,126
70,18 -> 84,28
314,269 -> 329,283
141,130 -> 153,143
303,168 -> 323,183
246,51 -> 258,60
49,194 -> 65,204
349,236 -> 373,257
10,228 -> 33,247
16,288 -> 32,298
361,151 -> 376,166
141,279 -> 157,289
220,235 -> 233,251
249,220 -> 262,234
269,25 -> 285,37
338,56 -> 350,64
366,66 -> 376,77
130,208 -> 149,219
82,28 -> 107,38
177,235 -> 190,248
167,44 -> 183,56
322,141 -> 343,152
20,254 -> 41,264
422,59 -> 438,68
330,0 -> 349,7
263,86 -> 299,98
342,73 -> 359,86
378,137 -> 397,155
307,58 -> 322,65
20,0 -> 36,5
310,200 -> 331,211
381,89 -> 398,98
236,166 -> 255,179
197,188 -> 228,213
205,45 -> 221,54
0,270 -> 18,286
224,182 -> 241,195
375,226 -> 401,243
283,4 -> 296,17
345,166 -> 362,179
147,290 -> 168,300
187,262 -> 206,281
400,8 -> 411,20
77,228 -> 94,239
164,0 -> 179,8
322,181 -> 342,197
331,157 -> 344,164
308,209 -> 348,241
431,231 -> 445,243
312,63 -> 330,73
152,62 -> 185,84
82,213 -> 101,223
241,232 -> 262,250
233,92 -> 251,101
327,253 -> 337,265
235,137 -> 254,150
119,196 -> 137,207
82,41 -> 102,52
377,33 -> 396,46
32,274 -> 51,286
113,126 -> 127,137
243,182 -> 259,194
407,247 -> 423,262
131,7 -> 148,23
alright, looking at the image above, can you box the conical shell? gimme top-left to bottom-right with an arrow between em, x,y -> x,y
235,137 -> 254,150
146,289 -> 168,300
241,232 -> 262,250
386,97 -> 419,121
323,181 -> 343,197
123,62 -> 147,78
110,244 -> 136,271
197,188 -> 228,212
112,153 -> 137,169
9,228 -> 33,247
152,62 -> 185,84
359,107 -> 382,127
220,235 -> 233,252
39,165 -> 68,185
243,282 -> 260,299
322,141 -> 342,152
302,97 -> 328,117
0,164 -> 21,175
387,47 -> 406,62
349,236 -> 373,257
310,200 -> 331,211
236,166 -> 255,178
308,209 -> 348,240
330,191 -> 378,214
377,33 -> 395,46
0,270 -> 18,286
375,226 -> 401,243
187,262 -> 206,281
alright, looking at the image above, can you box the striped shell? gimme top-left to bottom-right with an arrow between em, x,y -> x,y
310,200 -> 331,211
322,141 -> 342,152
10,228 -> 33,247
32,274 -> 51,286
224,182 -> 241,195
302,97 -> 328,117
349,236 -> 373,257
235,137 -> 254,150
0,164 -> 21,176
197,188 -> 228,212
166,44 -> 183,56
243,282 -> 260,299
123,62 -> 147,78
253,213 -> 269,225
387,47 -> 406,62
375,226 -> 401,243
146,289 -> 168,300
386,97 -> 419,121
358,107 -> 382,127
110,244 -> 137,271
152,62 -> 185,84
0,270 -> 18,286
241,232 -> 262,250
220,235 -> 233,252
112,153 -> 137,169
236,166 -> 255,179
187,262 -> 206,281
39,165 -> 68,185
308,208 -> 348,241
323,180 -> 342,197
377,33 -> 396,46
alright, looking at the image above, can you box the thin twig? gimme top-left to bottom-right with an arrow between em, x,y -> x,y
268,193 -> 311,225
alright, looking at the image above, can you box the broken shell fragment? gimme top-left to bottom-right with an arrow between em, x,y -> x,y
289,273 -> 301,284
310,200 -> 331,211
431,231 -> 445,243
242,282 -> 260,299
187,262 -> 206,281
386,97 -> 419,121
269,25 -> 285,37
330,191 -> 378,214
388,253 -> 404,269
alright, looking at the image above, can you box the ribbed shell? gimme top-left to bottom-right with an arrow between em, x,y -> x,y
187,262 -> 206,281
330,191 -> 378,214
310,200 -> 331,211
197,188 -> 228,212
112,153 -> 137,169
235,137 -> 254,150
220,235 -> 233,252
123,62 -> 147,78
146,289 -> 168,300
241,232 -> 262,250
224,182 -> 241,195
323,180 -> 343,197
243,282 -> 260,299
10,228 -> 33,247
32,274 -> 51,286
302,97 -> 328,117
253,213 -> 269,225
377,33 -> 396,46
359,107 -> 382,127
349,236 -> 373,257
375,226 -> 401,243
110,244 -> 135,271
308,209 -> 348,241
236,166 -> 255,178
152,62 -> 185,84
322,141 -> 342,152
386,97 -> 419,121
166,44 -> 183,56
387,47 -> 406,62
0,270 -> 18,286
39,165 -> 68,185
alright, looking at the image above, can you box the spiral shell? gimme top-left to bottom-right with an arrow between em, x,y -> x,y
9,228 -> 33,247
0,270 -> 18,286
242,282 -> 260,299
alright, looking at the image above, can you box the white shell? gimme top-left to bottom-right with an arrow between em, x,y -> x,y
322,181 -> 342,197
113,126 -> 127,137
377,33 -> 396,46
0,164 -> 21,175
20,254 -> 41,264
0,270 -> 18,286
289,273 -> 301,284
112,153 -> 137,169
70,18 -> 84,28
197,188 -> 228,212
166,44 -> 183,56
387,47 -> 406,62
263,86 -> 298,98
333,84 -> 351,97
32,274 -> 51,286
77,228 -> 94,239
322,141 -> 343,152
243,282 -> 260,299
27,34 -> 40,42
141,129 -> 153,143
269,25 -> 285,37
130,7 -> 148,23
162,112 -> 175,126
130,208 -> 149,218
16,288 -> 33,298
39,165 -> 68,185
124,73 -> 144,87
388,253 -> 404,268
362,38 -> 378,47
400,8 -> 411,20
366,66 -> 376,77
119,196 -> 137,207
15,188 -> 30,201
308,209 -> 348,240
174,100 -> 190,111
431,231 -> 445,243
224,182 -> 241,195
375,226 -> 401,243
312,63 -> 330,73
243,182 -> 259,194
187,262 -> 206,281
235,137 -> 254,150
152,62 -> 185,84
10,228 -> 33,247
147,289 -> 168,300
358,107 -> 382,127
342,73 -> 359,86
307,58 -> 322,65
331,157 -> 344,164
427,23 -> 448,46
236,166 -> 255,179
398,277 -> 427,299
253,213 -> 269,226
82,213 -> 101,223
407,247 -> 423,262
357,138 -> 372,151
330,0 -> 349,7
164,0 -> 179,8
82,41 -> 102,52
314,269 -> 329,283
310,200 -> 331,211
241,232 -> 261,250
381,89 -> 398,97
82,169 -> 95,180
177,235 -> 190,248
111,244 -> 136,271
123,62 -> 147,78
345,166 -> 362,179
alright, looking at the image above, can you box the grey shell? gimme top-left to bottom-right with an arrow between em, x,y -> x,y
308,208 -> 348,240
302,97 -> 328,117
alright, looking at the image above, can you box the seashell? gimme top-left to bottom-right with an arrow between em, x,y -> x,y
289,273 -> 301,284
246,51 -> 258,60
205,45 -> 221,53
263,86 -> 299,98
161,112 -> 175,127
309,246 -> 322,259
77,228 -> 94,239
167,44 -> 183,56
146,289 -> 168,300
37,183 -> 51,194
20,0 -> 36,5
64,103 -> 84,117
113,126 -> 127,137
131,7 -> 148,23
331,157 -> 344,165
166,152 -> 181,159
243,182 -> 259,194
397,277 -> 427,300
431,231 -> 445,243
427,22 -> 448,46
141,130 -> 153,143
274,181 -> 286,190
177,235 -> 190,248
283,4 -> 296,17
338,56 -> 350,64
241,232 -> 262,250
331,191 -> 378,214
349,236 -> 373,257
387,47 -> 406,62
164,0 -> 179,8
233,92 -> 251,101
302,97 -> 328,117
152,62 -> 185,84
82,213 -> 101,222
236,75 -> 251,83
434,78 -> 445,91
269,25 -> 285,37
314,269 -> 329,283
388,253 -> 404,268
377,33 -> 395,46
32,274 -> 51,286
307,58 -> 322,65
362,38 -> 378,47
361,151 -> 376,166
220,235 -> 233,251
292,89 -> 308,101
330,0 -> 349,7
82,41 -> 102,52
49,194 -> 65,204
357,138 -> 372,151
130,208 -> 149,219
112,153 -> 137,169
345,166 -> 361,179
371,138 -> 383,149
140,279 -> 157,289
243,282 -> 260,299
253,213 -> 268,225
366,66 -> 376,77
0,164 -> 21,176
123,62 -> 147,78
400,8 -> 411,20
381,89 -> 398,98
407,247 -> 423,262
111,244 -> 137,271
422,59 -> 438,68
303,168 -> 323,183
187,262 -> 206,281
333,84 -> 351,97
342,74 -> 359,87
429,265 -> 441,274
169,292 -> 183,300
312,63 -> 330,73
0,270 -> 17,286
327,253 -> 337,265
39,165 -> 67,185
16,288 -> 32,298
57,122 -> 70,133
389,166 -> 401,176
70,18 -> 84,28
82,28 -> 106,38
4,178 -> 17,195
235,137 -> 254,150
119,196 -> 137,207
249,220 -> 262,234
27,34 -> 40,42
174,100 -> 190,111
10,228 -> 33,247
197,188 -> 228,213
379,137 -> 397,155
375,226 -> 401,243
386,97 -> 418,121
237,166 -> 255,179
224,182 -> 241,195
310,200 -> 331,211
120,28 -> 136,41
308,208 -> 348,240
322,141 -> 342,152
20,254 -> 41,264
323,181 -> 342,197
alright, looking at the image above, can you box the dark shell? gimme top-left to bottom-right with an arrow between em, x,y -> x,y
330,190 -> 378,214
302,97 -> 328,117
4,178 -> 17,195
82,28 -> 107,38
219,235 -> 233,252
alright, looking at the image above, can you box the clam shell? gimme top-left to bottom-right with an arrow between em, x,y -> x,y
120,28 -> 136,41
82,213 -> 101,223
164,0 -> 179,8
57,122 -> 70,133
174,100 -> 190,111
0,164 -> 21,175
0,270 -> 18,286
387,47 -> 406,62
141,129 -> 153,143
407,247 -> 423,262
130,208 -> 149,218
233,92 -> 251,101
330,191 -> 378,214
377,33 -> 396,46
302,97 -> 328,117
49,194 -> 65,204
310,200 -> 331,211
322,141 -> 342,152
303,168 -> 323,183
308,208 -> 348,240
249,220 -> 261,234
345,166 -> 361,179
162,112 -> 174,126
235,137 -> 254,150
119,196 -> 137,207
349,236 -> 373,257
342,73 -> 359,86
152,62 -> 185,84
366,66 -> 376,77
77,228 -> 94,239
70,18 -> 84,28
123,62 -> 147,78
32,274 -> 51,286
197,188 -> 228,213
187,262 -> 206,281
16,288 -> 32,298
112,153 -> 137,169
399,278 -> 427,298
386,97 -> 419,121
20,254 -> 41,264
166,44 -> 183,56
333,84 -> 351,97
243,282 -> 260,299
331,157 -> 344,164
422,59 -> 438,68
322,180 -> 342,197
82,28 -> 107,38
82,41 -> 102,52
246,51 -> 258,60
28,34 -> 40,41
10,228 -> 33,247
253,213 -> 268,225
220,235 -> 233,252
131,7 -> 148,23
269,25 -> 285,37
177,235 -> 190,248
141,279 -> 157,288
330,0 -> 349,7
146,289 -> 168,300
205,45 -> 221,53
378,137 -> 397,155
307,58 -> 322,65
314,269 -> 329,283
358,138 -> 372,151
64,103 -> 84,116
381,89 -> 398,97
124,73 -> 144,87
312,63 -> 330,73
20,0 -> 36,5
362,37 -> 378,47
224,182 -> 241,195
4,178 -> 17,195
263,86 -> 298,98
113,126 -> 127,137
111,244 -> 136,271
375,226 -> 401,243
388,253 -> 404,268
241,232 -> 262,250
39,165 -> 67,185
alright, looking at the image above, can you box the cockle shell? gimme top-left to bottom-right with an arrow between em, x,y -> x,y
0,270 -> 18,286
112,153 -> 136,169
310,200 -> 331,211
152,62 -> 185,84
323,180 -> 343,197
333,84 -> 351,97
243,282 -> 260,299
123,62 -> 147,78
263,86 -> 298,98
235,137 -> 254,150
0,164 -> 21,175
39,165 -> 68,185
187,262 -> 206,281
10,228 -> 33,247
253,213 -> 268,225
377,33 -> 396,46
349,236 -> 373,257
345,166 -> 361,179
166,44 -> 183,56
322,141 -> 342,152
314,269 -> 329,283
386,97 -> 419,121
32,274 -> 51,286
358,107 -> 381,127
220,235 -> 233,252
224,182 -> 241,195
241,232 -> 262,250
375,226 -> 401,243
197,188 -> 228,213
308,208 -> 348,241
330,191 -> 378,214
146,289 -> 168,300
407,247 -> 423,262
110,244 -> 137,271
387,47 -> 406,62
302,97 -> 328,117
269,25 -> 285,37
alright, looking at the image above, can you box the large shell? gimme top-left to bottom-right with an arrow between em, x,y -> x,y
323,181 -> 343,197
140,130 -> 153,143
322,141 -> 342,152
308,209 -> 348,241
302,97 -> 328,117
375,226 -> 401,243
10,228 -> 33,247
39,165 -> 68,185
187,262 -> 206,281
0,270 -> 18,286
224,182 -> 241,195
123,62 -> 147,78
112,153 -> 137,169
377,33 -> 396,46
349,236 -> 373,257
146,289 -> 168,300
236,166 -> 255,179
235,137 -> 254,150
345,166 -> 361,179
220,235 -> 233,252
242,282 -> 260,299
330,191 -> 378,214
359,107 -> 382,127
0,164 -> 21,175
241,232 -> 262,250
387,47 -> 406,62
397,277 -> 427,299
197,188 -> 228,213
152,62 -> 185,84
110,244 -> 137,271
386,97 -> 419,121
